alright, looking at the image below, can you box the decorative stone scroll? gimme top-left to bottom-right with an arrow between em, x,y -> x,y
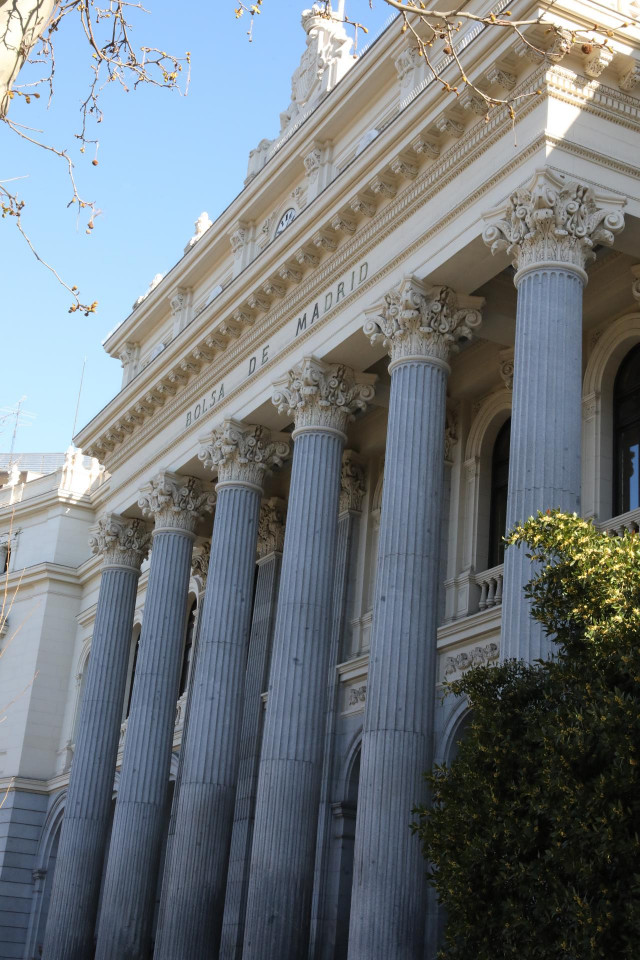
631,264 -> 640,304
339,451 -> 366,513
89,514 -> 152,571
138,473 -> 215,534
272,356 -> 376,435
482,168 -> 625,279
199,421 -> 290,489
257,497 -> 287,559
499,348 -> 514,391
363,277 -> 483,365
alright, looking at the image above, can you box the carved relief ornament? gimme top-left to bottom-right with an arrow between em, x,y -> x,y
340,451 -> 366,513
138,472 -> 215,534
257,497 -> 287,558
272,356 -> 376,436
363,277 -> 483,366
191,540 -> 211,587
199,421 -> 290,490
89,514 -> 152,571
482,168 -> 625,282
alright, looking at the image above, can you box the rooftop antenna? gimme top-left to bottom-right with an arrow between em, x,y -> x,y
0,397 -> 35,467
71,357 -> 87,444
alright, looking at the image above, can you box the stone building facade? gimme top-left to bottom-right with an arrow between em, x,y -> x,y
1,1 -> 639,957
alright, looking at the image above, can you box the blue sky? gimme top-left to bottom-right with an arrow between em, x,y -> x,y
1,1 -> 393,453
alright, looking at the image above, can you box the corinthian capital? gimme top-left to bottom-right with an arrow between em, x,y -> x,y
257,497 -> 287,558
138,472 -> 215,534
199,421 -> 290,490
272,357 -> 376,436
482,168 -> 625,280
89,514 -> 152,571
364,277 -> 483,365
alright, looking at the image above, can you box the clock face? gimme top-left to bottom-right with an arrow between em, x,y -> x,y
275,207 -> 296,236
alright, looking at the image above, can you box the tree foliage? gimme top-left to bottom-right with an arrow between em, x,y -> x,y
412,511 -> 640,960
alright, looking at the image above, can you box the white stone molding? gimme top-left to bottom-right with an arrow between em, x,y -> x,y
199,421 -> 290,490
350,194 -> 376,219
460,89 -> 488,116
363,276 -> 483,367
138,472 -> 215,534
339,451 -> 366,514
118,342 -> 140,388
390,154 -> 418,180
582,311 -> 640,520
303,146 -> 322,181
279,263 -> 302,284
169,287 -> 193,336
410,133 -> 440,158
498,347 -> 514,391
272,356 -> 376,437
484,66 -> 516,90
257,497 -> 287,559
618,59 -> 640,92
444,641 -> 499,677
435,115 -> 464,138
582,45 -> 613,79
89,514 -> 152,571
132,273 -> 164,310
184,212 -> 212,254
312,229 -> 338,251
330,212 -> 356,235
295,247 -> 319,268
482,168 -> 626,282
370,173 -> 398,198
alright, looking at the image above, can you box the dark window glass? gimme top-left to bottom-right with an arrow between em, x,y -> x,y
614,344 -> 640,516
179,601 -> 197,698
488,418 -> 511,568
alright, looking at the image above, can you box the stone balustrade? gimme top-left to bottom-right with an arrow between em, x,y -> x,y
475,564 -> 504,611
599,505 -> 640,537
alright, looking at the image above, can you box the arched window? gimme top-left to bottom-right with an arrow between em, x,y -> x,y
487,418 -> 511,568
613,343 -> 640,516
179,600 -> 197,698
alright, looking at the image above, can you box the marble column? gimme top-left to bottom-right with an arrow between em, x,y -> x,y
309,452 -> 367,960
242,357 -> 375,960
95,473 -> 214,960
348,279 -> 483,960
483,168 -> 625,661
219,498 -> 286,960
154,539 -> 210,941
42,516 -> 150,960
154,425 -> 289,960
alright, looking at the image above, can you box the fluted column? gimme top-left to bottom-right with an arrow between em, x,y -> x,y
348,279 -> 483,960
42,517 -> 150,960
95,474 -> 214,960
309,453 -> 367,960
242,358 -> 375,960
154,425 -> 289,960
219,498 -> 286,960
483,169 -> 625,661
154,539 -> 210,940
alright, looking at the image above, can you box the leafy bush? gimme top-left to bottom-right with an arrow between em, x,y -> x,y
412,512 -> 640,960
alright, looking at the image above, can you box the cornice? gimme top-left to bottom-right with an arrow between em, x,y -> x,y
4,562 -> 84,593
0,487 -> 95,526
80,61 -> 639,472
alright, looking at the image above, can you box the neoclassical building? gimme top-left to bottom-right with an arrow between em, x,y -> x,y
1,1 -> 639,958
